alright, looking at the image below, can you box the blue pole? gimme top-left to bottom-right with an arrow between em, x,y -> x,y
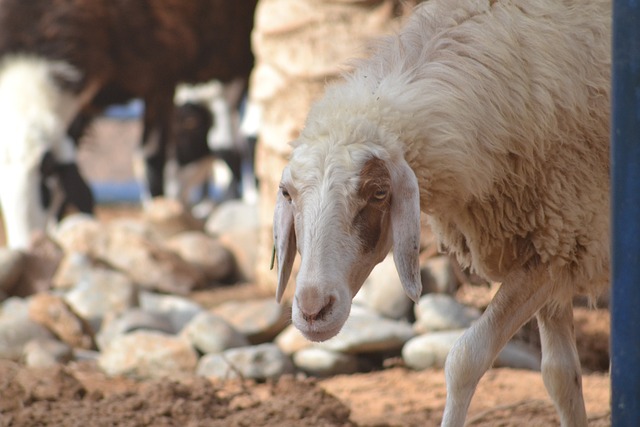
611,0 -> 640,425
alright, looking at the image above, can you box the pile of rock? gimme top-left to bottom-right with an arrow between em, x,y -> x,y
0,198 -> 540,382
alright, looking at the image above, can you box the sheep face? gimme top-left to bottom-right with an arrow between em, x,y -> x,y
274,144 -> 422,342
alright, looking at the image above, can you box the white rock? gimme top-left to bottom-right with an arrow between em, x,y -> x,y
274,324 -> 312,355
318,307 -> 415,354
293,347 -> 359,377
96,308 -> 175,351
196,343 -> 294,380
22,338 -> 73,368
180,311 -> 249,354
51,252 -> 95,290
142,197 -> 202,238
164,232 -> 234,282
91,221 -> 204,294
403,329 -> 541,371
353,253 -> 413,320
402,329 -> 464,370
53,213 -> 102,254
98,331 -> 198,379
0,298 -> 54,360
205,200 -> 259,236
0,296 -> 30,318
211,298 -> 289,344
205,200 -> 260,281
138,291 -> 204,332
494,341 -> 541,371
0,318 -> 54,360
64,268 -> 137,331
218,229 -> 260,282
413,294 -> 481,334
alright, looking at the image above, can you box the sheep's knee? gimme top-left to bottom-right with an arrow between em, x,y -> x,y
442,330 -> 493,427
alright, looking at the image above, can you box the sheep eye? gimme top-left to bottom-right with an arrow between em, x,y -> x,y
281,187 -> 291,201
372,189 -> 387,201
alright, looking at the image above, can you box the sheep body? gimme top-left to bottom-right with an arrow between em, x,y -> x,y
301,0 -> 610,293
274,0 -> 610,425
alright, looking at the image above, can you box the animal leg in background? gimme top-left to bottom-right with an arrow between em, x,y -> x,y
138,89 -> 175,202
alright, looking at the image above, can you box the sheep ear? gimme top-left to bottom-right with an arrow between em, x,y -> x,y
389,158 -> 422,303
273,181 -> 297,303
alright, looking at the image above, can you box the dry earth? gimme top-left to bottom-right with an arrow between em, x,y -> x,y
0,325 -> 611,427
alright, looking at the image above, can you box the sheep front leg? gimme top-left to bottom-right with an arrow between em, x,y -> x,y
537,302 -> 587,427
441,269 -> 553,427
138,90 -> 175,201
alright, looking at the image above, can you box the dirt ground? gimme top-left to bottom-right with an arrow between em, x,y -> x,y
0,343 -> 611,427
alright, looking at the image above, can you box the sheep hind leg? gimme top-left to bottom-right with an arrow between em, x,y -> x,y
441,269 -> 554,427
537,301 -> 587,427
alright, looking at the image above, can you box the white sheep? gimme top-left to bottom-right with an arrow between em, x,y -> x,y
273,0 -> 610,425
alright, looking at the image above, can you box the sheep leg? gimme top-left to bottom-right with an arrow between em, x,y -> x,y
441,269 -> 553,427
139,90 -> 175,200
536,302 -> 587,426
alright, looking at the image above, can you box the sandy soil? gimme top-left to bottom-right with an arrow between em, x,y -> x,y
0,352 -> 611,427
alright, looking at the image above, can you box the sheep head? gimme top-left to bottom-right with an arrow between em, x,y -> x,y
273,135 -> 422,342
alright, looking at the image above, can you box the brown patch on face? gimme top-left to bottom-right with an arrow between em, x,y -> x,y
353,157 -> 392,253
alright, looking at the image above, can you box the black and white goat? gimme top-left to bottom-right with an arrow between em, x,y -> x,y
0,0 -> 257,248
170,80 -> 260,210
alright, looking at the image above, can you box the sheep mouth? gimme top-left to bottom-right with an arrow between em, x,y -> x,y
298,322 -> 344,342
293,309 -> 348,342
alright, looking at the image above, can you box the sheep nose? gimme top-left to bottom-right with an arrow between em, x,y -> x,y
301,297 -> 335,322
296,287 -> 336,323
